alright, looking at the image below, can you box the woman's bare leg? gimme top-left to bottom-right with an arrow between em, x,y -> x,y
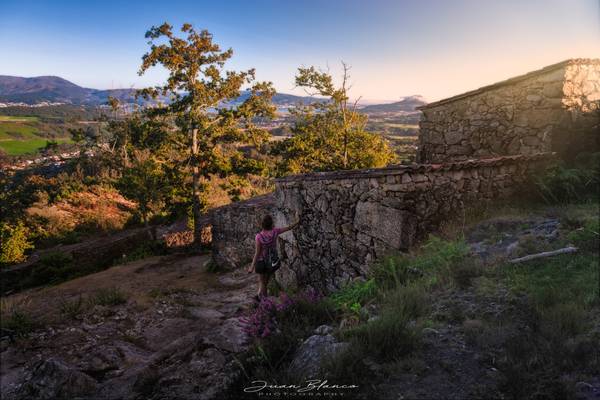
258,274 -> 268,297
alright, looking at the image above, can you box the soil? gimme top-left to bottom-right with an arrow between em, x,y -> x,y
1,254 -> 258,400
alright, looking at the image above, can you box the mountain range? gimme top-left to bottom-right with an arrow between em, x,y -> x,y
0,75 -> 426,112
360,95 -> 426,114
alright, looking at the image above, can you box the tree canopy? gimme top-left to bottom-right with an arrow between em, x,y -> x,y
273,63 -> 396,174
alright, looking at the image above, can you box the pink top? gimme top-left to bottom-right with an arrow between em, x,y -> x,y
255,228 -> 282,261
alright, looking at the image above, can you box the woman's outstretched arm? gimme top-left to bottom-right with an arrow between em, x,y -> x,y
279,217 -> 300,234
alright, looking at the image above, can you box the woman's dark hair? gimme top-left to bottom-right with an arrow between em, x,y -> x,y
261,215 -> 274,230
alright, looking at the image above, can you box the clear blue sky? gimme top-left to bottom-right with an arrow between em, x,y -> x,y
1,0 -> 599,102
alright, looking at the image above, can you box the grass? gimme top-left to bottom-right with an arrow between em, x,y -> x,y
58,295 -> 86,319
0,122 -> 39,139
0,118 -> 71,154
330,278 -> 377,315
92,287 -> 127,306
0,298 -> 40,337
0,115 -> 39,122
0,138 -> 71,155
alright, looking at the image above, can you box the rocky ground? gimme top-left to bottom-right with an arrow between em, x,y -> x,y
1,215 -> 598,400
368,216 -> 600,400
1,254 -> 257,400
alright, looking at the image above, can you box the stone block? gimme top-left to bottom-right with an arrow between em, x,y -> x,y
354,201 -> 406,249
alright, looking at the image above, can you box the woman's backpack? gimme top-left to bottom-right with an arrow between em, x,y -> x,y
255,233 -> 281,274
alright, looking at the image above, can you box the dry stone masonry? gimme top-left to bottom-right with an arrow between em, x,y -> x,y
272,153 -> 553,293
418,59 -> 600,163
209,59 -> 600,293
210,194 -> 275,269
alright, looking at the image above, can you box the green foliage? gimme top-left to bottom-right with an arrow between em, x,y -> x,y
138,22 -> 276,245
0,222 -> 33,265
497,242 -> 600,399
412,236 -> 470,273
117,150 -> 170,225
0,308 -> 38,337
343,287 -> 425,360
31,252 -> 75,284
59,295 -> 86,319
205,259 -> 221,273
272,63 -> 397,174
534,152 -> 600,203
370,255 -> 416,291
504,252 -> 598,308
330,279 -> 377,314
92,287 -> 127,306
567,218 -> 599,252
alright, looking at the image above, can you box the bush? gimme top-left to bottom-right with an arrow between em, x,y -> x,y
0,308 -> 38,337
0,222 -> 33,265
59,295 -> 86,319
92,287 -> 127,306
330,279 -> 377,314
234,290 -> 336,389
370,255 -> 415,291
118,241 -> 166,265
342,307 -> 418,361
25,252 -> 75,286
534,152 -> 600,203
567,219 -> 599,252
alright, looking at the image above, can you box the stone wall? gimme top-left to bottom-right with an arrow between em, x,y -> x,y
418,59 -> 600,163
272,153 -> 553,293
210,194 -> 275,269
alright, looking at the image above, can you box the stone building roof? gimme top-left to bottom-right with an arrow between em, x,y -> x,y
418,58 -> 600,110
276,152 -> 555,183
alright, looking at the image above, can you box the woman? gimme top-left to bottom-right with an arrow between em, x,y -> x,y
247,214 -> 299,300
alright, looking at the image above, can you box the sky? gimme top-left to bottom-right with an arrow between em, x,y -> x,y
1,0 -> 599,103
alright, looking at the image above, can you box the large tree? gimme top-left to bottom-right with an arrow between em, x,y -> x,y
138,23 -> 275,247
273,63 -> 396,174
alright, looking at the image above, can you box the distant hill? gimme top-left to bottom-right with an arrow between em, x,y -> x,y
360,95 -> 427,114
0,76 -> 134,105
0,75 -> 321,107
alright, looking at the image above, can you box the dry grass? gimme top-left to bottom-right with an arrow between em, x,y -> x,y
26,185 -> 136,239
1,254 -> 214,325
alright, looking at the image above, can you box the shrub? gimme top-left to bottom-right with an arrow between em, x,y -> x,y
567,219 -> 599,252
25,251 -> 75,286
330,279 -> 377,314
534,152 -> 600,204
59,295 -> 86,319
118,241 -> 166,265
0,222 -> 33,265
0,308 -> 38,337
234,290 -> 335,390
449,258 -> 483,288
240,289 -> 330,339
92,287 -> 127,306
342,306 -> 418,361
539,302 -> 587,342
370,255 -> 415,291
380,283 -> 428,319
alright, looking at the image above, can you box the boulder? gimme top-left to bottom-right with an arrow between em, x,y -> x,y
288,334 -> 349,379
17,359 -> 97,400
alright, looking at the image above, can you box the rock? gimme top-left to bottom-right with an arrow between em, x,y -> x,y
575,381 -> 593,393
18,359 -> 97,400
77,345 -> 122,376
187,308 -> 225,321
313,325 -> 334,335
288,334 -> 350,379
210,318 -> 248,353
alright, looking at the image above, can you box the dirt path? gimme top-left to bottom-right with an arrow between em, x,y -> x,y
1,254 -> 257,400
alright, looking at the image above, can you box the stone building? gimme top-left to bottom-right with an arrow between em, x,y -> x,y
418,59 -> 600,163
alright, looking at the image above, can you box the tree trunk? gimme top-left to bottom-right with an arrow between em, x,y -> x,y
191,127 -> 203,249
